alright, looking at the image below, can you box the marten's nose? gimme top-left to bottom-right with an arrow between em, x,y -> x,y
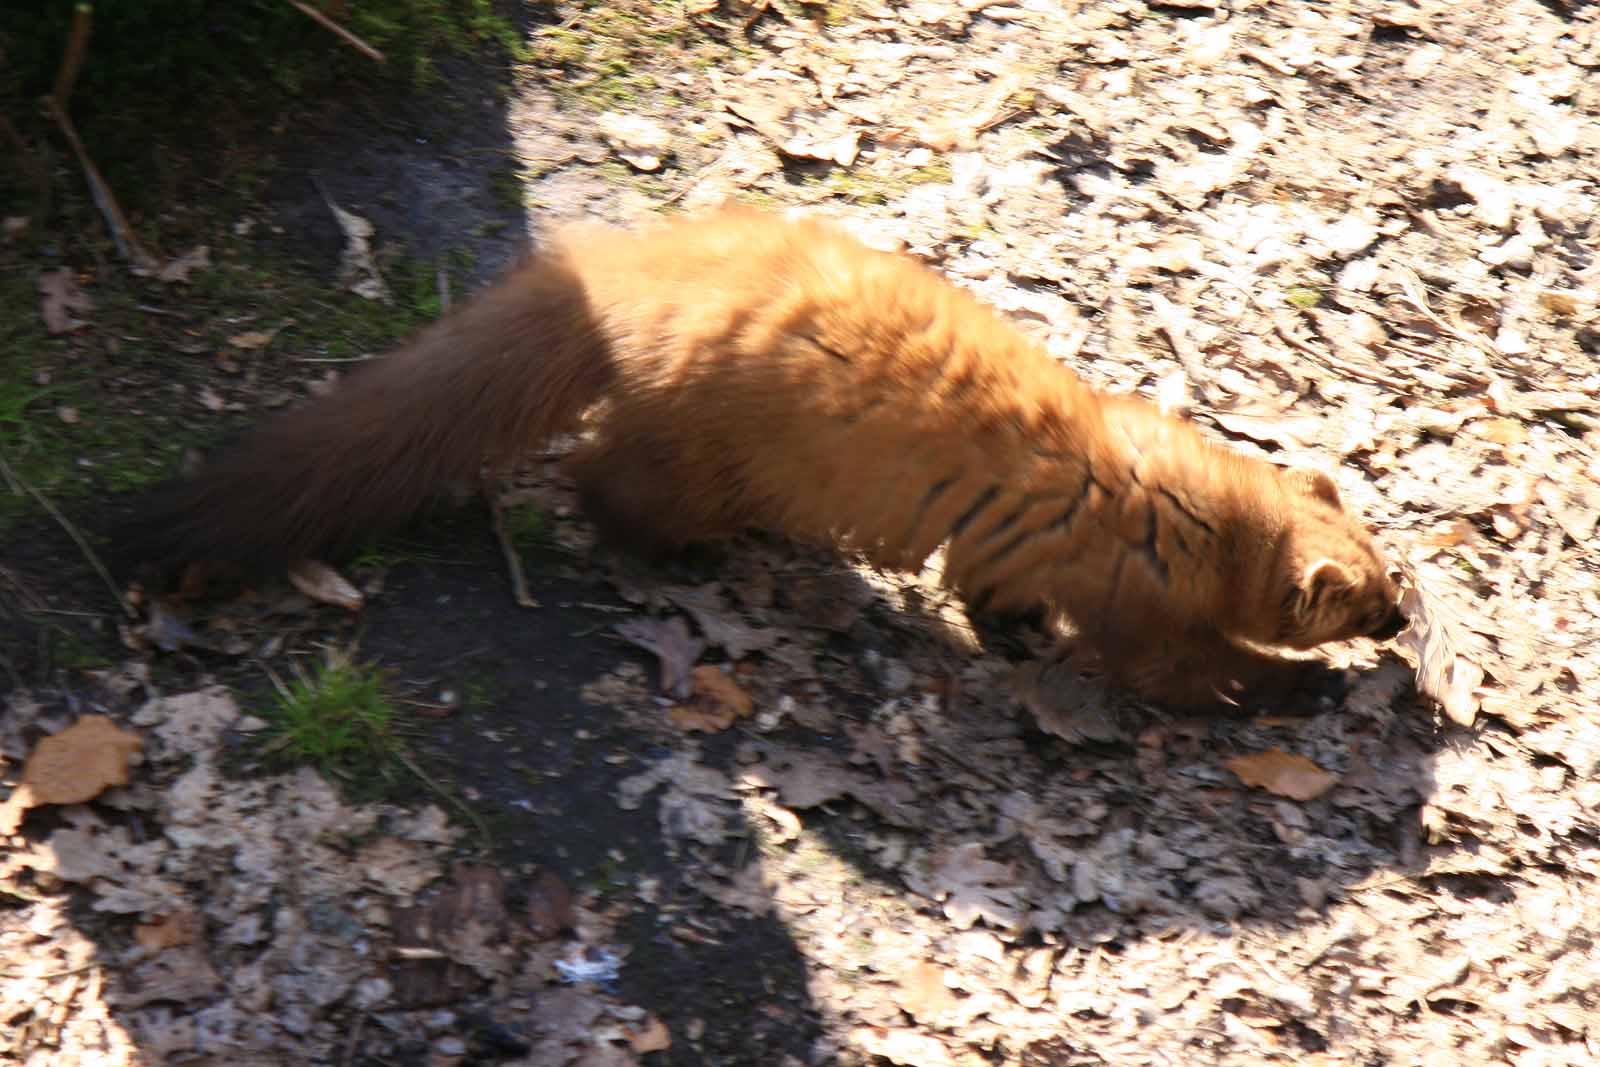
1369,605 -> 1406,641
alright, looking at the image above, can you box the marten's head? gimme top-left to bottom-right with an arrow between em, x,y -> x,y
1254,468 -> 1405,650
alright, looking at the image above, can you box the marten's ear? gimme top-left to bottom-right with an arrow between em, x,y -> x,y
1286,468 -> 1343,510
1292,558 -> 1358,620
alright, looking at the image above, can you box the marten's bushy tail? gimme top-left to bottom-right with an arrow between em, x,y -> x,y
113,252 -> 612,576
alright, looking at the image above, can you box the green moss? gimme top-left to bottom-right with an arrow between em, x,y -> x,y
527,0 -> 729,111
1,2 -> 521,219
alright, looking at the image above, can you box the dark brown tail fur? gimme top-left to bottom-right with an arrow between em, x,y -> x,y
113,252 -> 611,577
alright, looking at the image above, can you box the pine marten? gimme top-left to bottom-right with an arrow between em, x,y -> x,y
115,208 -> 1404,708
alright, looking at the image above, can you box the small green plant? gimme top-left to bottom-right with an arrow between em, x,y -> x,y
263,655 -> 399,782
1286,286 -> 1323,309
507,504 -> 552,551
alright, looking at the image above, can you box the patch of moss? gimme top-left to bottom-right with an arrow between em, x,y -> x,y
1,2 -> 521,219
0,228 -> 464,535
527,0 -> 730,111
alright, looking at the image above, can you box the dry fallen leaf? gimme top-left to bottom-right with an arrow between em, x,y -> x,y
626,1016 -> 672,1054
1009,658 -> 1126,745
0,715 -> 143,834
526,869 -> 575,941
1224,748 -> 1339,801
1394,571 -> 1489,726
663,583 -> 776,659
157,245 -> 211,283
668,665 -> 754,733
614,615 -> 706,698
227,328 -> 279,350
287,559 -> 365,611
38,268 -> 92,334
135,908 -> 205,952
323,193 -> 390,302
892,962 -> 959,1026
849,1026 -> 959,1067
909,841 -> 1024,930
597,111 -> 672,172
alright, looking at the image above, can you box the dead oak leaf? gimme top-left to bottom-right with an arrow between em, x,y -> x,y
663,583 -> 775,659
893,961 -> 960,1026
1224,748 -> 1339,801
227,327 -> 279,350
38,268 -> 92,334
849,1027 -> 959,1067
135,907 -> 205,953
626,1016 -> 671,1054
287,558 -> 365,611
668,665 -> 754,733
597,111 -> 671,172
157,245 -> 211,283
614,615 -> 706,698
1010,658 -> 1126,745
906,841 -> 1025,931
1394,570 -> 1491,726
0,715 -> 142,834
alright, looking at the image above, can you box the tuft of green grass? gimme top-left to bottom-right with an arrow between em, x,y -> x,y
506,504 -> 552,552
1286,286 -> 1323,309
263,656 -> 400,783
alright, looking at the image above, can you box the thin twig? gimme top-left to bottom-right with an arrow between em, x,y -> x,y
287,0 -> 387,62
49,105 -> 157,273
338,1011 -> 367,1067
0,443 -> 133,619
487,491 -> 540,609
1271,318 -> 1412,390
394,748 -> 492,849
52,3 -> 93,107
45,4 -> 157,273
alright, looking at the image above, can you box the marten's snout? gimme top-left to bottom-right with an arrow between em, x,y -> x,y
1369,604 -> 1406,641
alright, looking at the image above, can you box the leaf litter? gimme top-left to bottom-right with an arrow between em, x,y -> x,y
11,0 -> 1600,1064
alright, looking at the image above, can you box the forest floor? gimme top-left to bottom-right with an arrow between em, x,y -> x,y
2,1 -> 1599,1065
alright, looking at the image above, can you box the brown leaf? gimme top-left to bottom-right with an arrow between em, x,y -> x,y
157,245 -> 211,283
22,714 -> 141,803
0,715 -> 143,833
38,268 -> 92,334
287,559 -> 364,611
663,583 -> 775,659
1394,571 -> 1489,726
892,962 -> 959,1025
627,1016 -> 672,1053
135,908 -> 205,952
849,1027 -> 959,1067
614,615 -> 706,698
1010,658 -> 1127,745
668,665 -> 754,733
227,328 -> 279,350
1224,748 -> 1339,801
525,870 -> 575,941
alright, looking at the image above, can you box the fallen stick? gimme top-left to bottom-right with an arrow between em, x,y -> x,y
287,0 -> 387,62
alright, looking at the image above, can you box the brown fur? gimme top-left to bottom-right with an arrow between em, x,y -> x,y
116,208 -> 1403,708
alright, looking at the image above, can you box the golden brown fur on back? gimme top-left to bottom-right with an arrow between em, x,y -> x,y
116,208 -> 1403,709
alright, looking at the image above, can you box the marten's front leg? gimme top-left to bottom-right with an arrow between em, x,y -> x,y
1086,623 -> 1343,712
